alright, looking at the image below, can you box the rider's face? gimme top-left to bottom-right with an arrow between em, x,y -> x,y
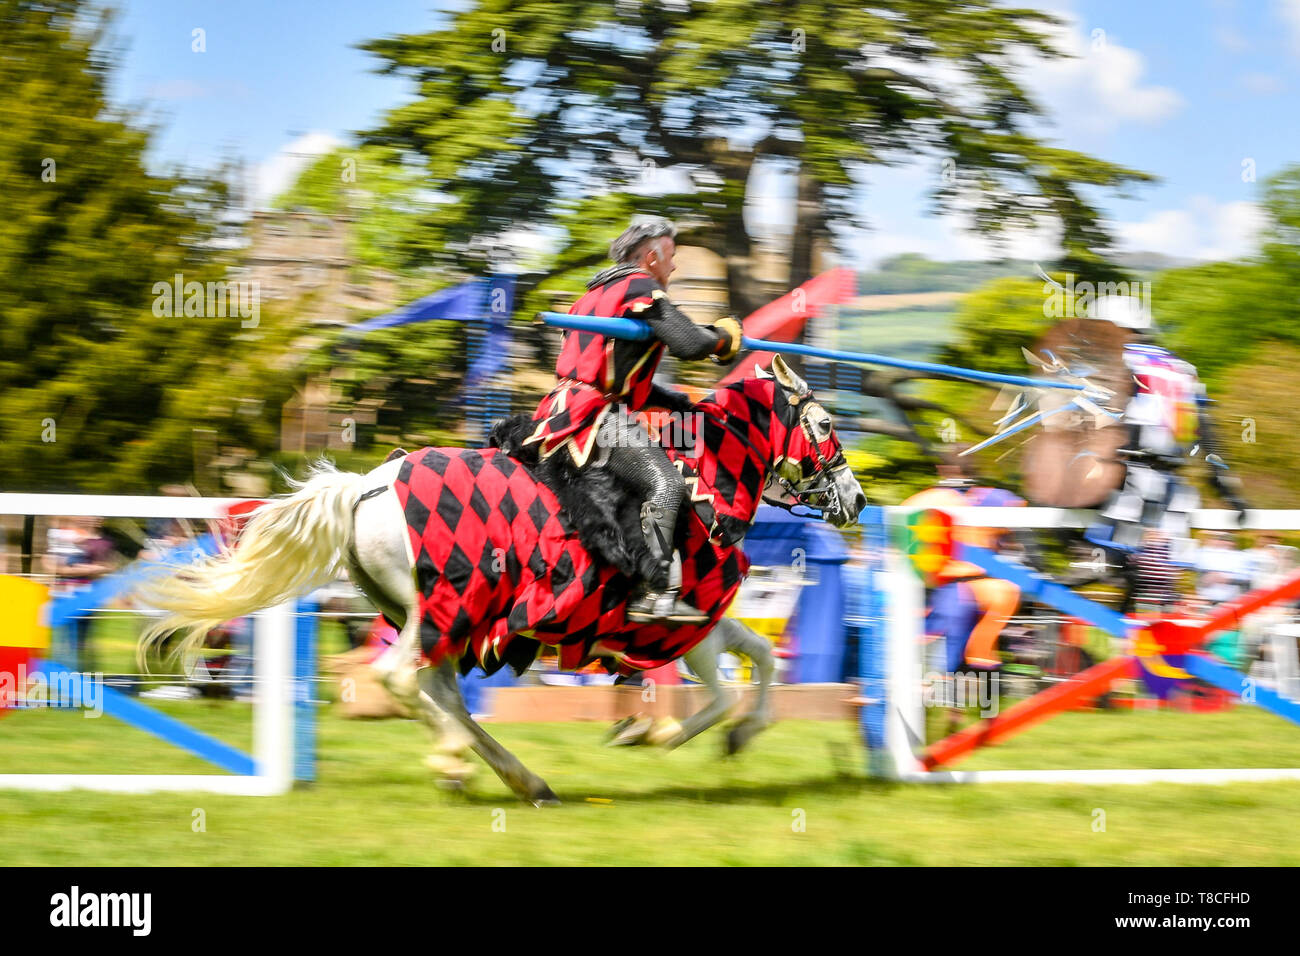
642,237 -> 676,286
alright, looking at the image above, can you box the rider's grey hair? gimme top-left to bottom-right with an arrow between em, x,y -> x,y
610,216 -> 677,264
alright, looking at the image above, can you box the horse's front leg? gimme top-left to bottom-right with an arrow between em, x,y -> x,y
426,659 -> 560,807
664,624 -> 734,750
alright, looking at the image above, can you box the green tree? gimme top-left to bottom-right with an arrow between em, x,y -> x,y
360,0 -> 1152,319
0,0 -> 299,492
1155,166 -> 1300,386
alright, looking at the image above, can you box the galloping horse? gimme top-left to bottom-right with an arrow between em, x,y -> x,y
138,356 -> 865,804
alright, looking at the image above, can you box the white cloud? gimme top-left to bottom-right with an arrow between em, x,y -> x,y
1025,19 -> 1184,134
843,216 -> 1063,270
838,163 -> 1265,269
1239,71 -> 1286,95
1216,25 -> 1250,54
1111,197 -> 1265,261
1278,0 -> 1300,54
251,131 -> 343,209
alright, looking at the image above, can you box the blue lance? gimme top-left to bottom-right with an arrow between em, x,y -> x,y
535,311 -> 1093,393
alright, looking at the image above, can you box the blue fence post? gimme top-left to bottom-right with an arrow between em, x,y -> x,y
293,599 -> 318,783
858,506 -> 889,775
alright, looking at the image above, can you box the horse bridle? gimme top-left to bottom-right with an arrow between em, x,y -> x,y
775,402 -> 848,512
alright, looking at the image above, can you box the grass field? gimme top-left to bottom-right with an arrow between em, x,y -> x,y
3,700 -> 1300,865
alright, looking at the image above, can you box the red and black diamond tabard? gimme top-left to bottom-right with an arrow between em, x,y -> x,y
393,447 -> 596,671
526,271 -> 665,467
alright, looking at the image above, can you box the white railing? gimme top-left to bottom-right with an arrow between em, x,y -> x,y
0,494 -> 301,796
867,506 -> 1300,785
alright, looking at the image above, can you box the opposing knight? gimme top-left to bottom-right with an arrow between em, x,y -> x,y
1084,296 -> 1247,593
525,217 -> 742,624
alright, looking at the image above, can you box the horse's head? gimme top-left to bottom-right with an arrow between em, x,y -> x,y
756,355 -> 866,528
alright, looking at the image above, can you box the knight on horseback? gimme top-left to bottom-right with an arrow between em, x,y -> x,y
525,216 -> 743,624
1083,295 -> 1248,604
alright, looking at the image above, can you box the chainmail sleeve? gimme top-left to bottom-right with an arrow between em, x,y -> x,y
640,293 -> 724,361
646,382 -> 695,414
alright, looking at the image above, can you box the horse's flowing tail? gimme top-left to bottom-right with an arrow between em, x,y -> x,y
137,462 -> 366,666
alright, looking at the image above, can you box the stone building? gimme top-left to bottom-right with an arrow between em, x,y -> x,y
235,209 -> 401,454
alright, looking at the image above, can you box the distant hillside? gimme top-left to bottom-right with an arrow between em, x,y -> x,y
857,254 -> 1039,294
857,251 -> 1190,295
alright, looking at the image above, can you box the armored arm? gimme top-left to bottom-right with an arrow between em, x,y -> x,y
646,382 -> 696,415
639,290 -> 741,362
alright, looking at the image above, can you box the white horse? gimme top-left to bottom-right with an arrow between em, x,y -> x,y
137,359 -> 864,804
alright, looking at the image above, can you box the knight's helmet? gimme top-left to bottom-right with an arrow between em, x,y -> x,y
1090,292 -> 1152,333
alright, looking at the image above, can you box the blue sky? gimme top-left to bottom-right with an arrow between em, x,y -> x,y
105,0 -> 1300,267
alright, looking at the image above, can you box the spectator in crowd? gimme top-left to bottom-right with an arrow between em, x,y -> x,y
1196,531 -> 1250,603
840,534 -> 873,683
140,485 -> 197,560
1241,533 -> 1300,695
1195,531 -> 1252,668
1130,528 -> 1185,615
1244,532 -> 1297,592
904,450 -> 1028,674
45,516 -> 119,672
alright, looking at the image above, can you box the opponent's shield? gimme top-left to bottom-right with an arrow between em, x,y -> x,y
1021,319 -> 1135,507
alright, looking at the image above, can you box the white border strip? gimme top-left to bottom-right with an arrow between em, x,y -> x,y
0,774 -> 285,794
900,768 -> 1300,785
0,493 -> 251,519
942,506 -> 1300,530
0,605 -> 296,797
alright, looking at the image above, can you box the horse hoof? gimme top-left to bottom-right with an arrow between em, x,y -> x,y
606,715 -> 653,747
425,753 -> 475,786
645,717 -> 682,747
529,786 -> 561,808
725,727 -> 747,756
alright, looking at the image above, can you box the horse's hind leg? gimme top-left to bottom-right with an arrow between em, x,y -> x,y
426,659 -> 560,807
721,619 -> 775,755
414,669 -> 476,786
371,612 -> 476,787
664,625 -> 734,750
347,475 -> 474,784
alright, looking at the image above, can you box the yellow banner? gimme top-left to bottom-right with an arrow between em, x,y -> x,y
0,575 -> 51,650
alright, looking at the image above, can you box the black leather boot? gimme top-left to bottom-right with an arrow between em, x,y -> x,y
626,502 -> 708,625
